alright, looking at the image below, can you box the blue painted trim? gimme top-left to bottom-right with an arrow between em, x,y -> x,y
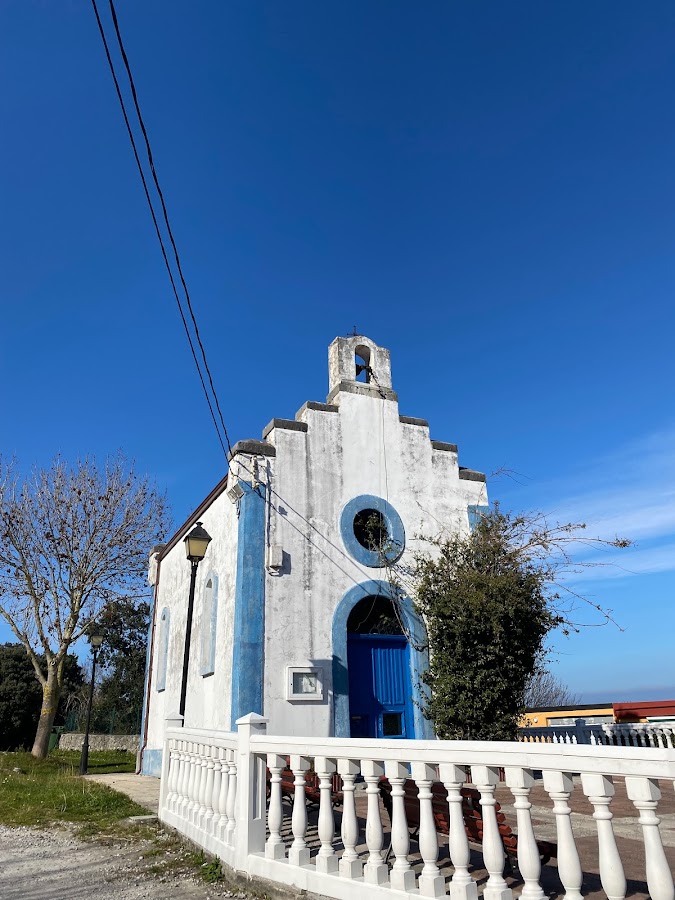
331,580 -> 433,739
156,608 -> 170,692
200,571 -> 219,677
467,504 -> 490,531
340,495 -> 405,567
141,747 -> 163,777
230,482 -> 267,728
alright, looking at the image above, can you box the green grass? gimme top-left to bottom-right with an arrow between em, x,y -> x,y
0,750 -> 145,828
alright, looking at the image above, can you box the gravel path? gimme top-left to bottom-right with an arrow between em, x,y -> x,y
0,825 -> 241,900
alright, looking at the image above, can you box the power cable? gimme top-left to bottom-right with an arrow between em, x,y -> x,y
106,0 -> 234,458
90,0 -> 228,458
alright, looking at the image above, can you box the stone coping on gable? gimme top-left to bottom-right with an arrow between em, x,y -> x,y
227,439 -> 276,462
459,467 -> 487,482
262,418 -> 309,439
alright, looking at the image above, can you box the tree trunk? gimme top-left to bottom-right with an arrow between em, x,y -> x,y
31,670 -> 61,759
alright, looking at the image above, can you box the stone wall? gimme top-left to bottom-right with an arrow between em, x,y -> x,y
59,733 -> 140,752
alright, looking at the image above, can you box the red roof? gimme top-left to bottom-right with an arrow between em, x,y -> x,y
613,700 -> 675,721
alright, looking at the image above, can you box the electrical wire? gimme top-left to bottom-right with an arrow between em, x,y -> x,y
90,0 -> 228,458
106,0 -> 233,457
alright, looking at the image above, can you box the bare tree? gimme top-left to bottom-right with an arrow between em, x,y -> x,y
0,454 -> 170,757
524,666 -> 580,708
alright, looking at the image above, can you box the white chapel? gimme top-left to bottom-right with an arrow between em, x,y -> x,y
140,335 -> 488,775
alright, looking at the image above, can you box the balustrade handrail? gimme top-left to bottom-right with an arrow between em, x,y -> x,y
248,732 -> 675,778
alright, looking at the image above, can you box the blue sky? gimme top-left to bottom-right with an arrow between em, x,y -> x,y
1,2 -> 673,701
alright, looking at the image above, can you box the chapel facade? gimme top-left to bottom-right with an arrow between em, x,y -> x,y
140,335 -> 488,775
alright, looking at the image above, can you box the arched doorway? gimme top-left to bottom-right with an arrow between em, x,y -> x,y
346,595 -> 414,739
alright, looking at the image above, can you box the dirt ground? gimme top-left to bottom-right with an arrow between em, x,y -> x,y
0,824 -> 243,900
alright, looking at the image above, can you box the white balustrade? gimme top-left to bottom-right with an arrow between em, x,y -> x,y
315,756 -> 338,874
385,760 -> 415,892
337,758 -> 362,879
362,759 -> 388,885
412,762 -> 445,897
505,767 -> 544,900
473,765 -> 512,900
266,753 -> 286,860
439,763 -> 477,900
581,773 -> 627,900
159,721 -> 675,900
288,755 -> 311,867
625,776 -> 675,900
542,770 -> 582,900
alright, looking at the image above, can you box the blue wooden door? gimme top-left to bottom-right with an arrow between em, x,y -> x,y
347,633 -> 413,739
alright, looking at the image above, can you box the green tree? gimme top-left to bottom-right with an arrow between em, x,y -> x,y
413,506 -> 628,740
0,643 -> 84,750
94,599 -> 151,734
0,454 -> 170,757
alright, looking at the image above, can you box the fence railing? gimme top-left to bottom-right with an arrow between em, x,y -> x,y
159,713 -> 675,900
519,718 -> 675,748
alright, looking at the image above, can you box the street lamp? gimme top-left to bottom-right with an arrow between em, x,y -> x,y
179,521 -> 212,717
79,624 -> 105,776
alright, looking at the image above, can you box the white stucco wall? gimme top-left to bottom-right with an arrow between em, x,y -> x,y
142,335 -> 488,762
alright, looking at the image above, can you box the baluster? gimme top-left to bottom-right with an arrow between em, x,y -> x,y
361,760 -> 388,884
202,748 -> 216,832
185,742 -> 198,821
473,766 -> 512,900
194,745 -> 208,826
385,761 -> 416,891
165,739 -> 177,812
210,748 -> 223,834
315,756 -> 338,873
176,741 -> 189,816
225,749 -> 237,845
542,771 -> 582,900
266,754 -> 287,859
289,755 -> 311,866
412,762 -> 445,897
216,747 -> 230,842
581,774 -> 626,900
625,777 -> 674,900
338,759 -> 362,878
505,768 -> 544,900
439,763 -> 477,900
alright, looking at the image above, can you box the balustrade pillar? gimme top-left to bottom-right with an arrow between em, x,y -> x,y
625,776 -> 674,900
362,759 -> 388,885
165,740 -> 178,811
581,774 -> 626,900
266,754 -> 287,860
385,760 -> 415,892
315,756 -> 338,873
289,755 -> 311,867
225,749 -> 237,845
473,766 -> 512,900
210,749 -> 223,834
194,744 -> 208,825
185,742 -> 198,820
412,762 -> 446,897
217,747 -> 230,842
338,759 -> 363,879
542,771 -> 582,900
202,749 -> 216,831
177,741 -> 190,816
439,763 -> 477,900
505,768 -> 544,900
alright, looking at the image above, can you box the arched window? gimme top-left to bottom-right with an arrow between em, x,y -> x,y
200,574 -> 218,676
156,608 -> 170,692
354,344 -> 371,383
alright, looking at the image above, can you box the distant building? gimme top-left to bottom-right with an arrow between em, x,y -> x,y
140,335 -> 488,775
523,698 -> 675,727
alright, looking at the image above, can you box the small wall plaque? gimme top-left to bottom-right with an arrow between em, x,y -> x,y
287,667 -> 323,701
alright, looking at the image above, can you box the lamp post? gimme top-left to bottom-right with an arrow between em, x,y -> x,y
179,521 -> 212,718
79,625 -> 105,776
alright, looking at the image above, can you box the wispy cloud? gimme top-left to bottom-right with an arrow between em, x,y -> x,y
517,428 -> 675,582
